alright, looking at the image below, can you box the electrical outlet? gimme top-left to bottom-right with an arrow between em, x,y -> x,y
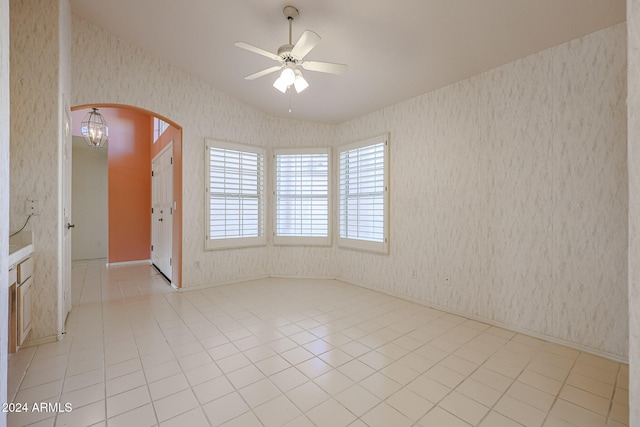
412,269 -> 418,279
194,261 -> 201,269
26,199 -> 39,216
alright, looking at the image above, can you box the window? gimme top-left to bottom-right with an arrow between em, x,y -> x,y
274,148 -> 330,245
153,117 -> 169,143
205,139 -> 265,249
338,134 -> 389,253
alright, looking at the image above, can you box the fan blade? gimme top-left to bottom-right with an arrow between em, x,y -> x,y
235,41 -> 281,62
244,65 -> 283,80
301,60 -> 348,75
291,30 -> 320,60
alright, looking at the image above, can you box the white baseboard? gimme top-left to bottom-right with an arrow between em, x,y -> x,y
178,275 -> 270,292
106,259 -> 151,268
167,273 -> 630,364
342,278 -> 629,365
19,334 -> 58,349
269,274 -> 338,281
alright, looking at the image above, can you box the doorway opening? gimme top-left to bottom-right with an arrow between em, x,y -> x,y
70,104 -> 183,289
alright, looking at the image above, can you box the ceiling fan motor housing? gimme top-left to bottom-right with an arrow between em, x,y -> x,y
278,44 -> 297,63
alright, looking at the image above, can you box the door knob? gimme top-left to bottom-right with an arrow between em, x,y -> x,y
159,218 -> 163,222
66,223 -> 75,229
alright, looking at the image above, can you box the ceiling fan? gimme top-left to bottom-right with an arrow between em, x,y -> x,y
235,5 -> 348,94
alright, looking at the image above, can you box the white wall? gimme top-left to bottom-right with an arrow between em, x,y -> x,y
627,0 -> 639,423
336,24 -> 628,359
0,0 -> 10,422
70,16 -> 628,361
10,0 -> 71,344
71,137 -> 108,260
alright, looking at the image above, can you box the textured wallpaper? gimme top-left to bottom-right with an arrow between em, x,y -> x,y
336,24 -> 628,359
1,0 -> 11,420
9,0 -> 68,344
484,50 -> 552,337
70,17 -> 628,359
627,0 -> 639,423
550,25 -> 628,357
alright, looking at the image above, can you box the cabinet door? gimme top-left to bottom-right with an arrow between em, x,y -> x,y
18,277 -> 33,345
9,266 -> 16,285
8,268 -> 17,353
17,257 -> 33,284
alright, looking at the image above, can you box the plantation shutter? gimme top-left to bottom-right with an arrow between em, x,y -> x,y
338,135 -> 389,253
275,150 -> 329,244
206,140 -> 265,249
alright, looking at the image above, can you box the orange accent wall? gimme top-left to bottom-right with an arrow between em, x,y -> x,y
105,108 -> 152,263
151,124 -> 183,288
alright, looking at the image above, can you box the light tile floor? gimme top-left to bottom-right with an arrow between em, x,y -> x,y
6,261 -> 630,426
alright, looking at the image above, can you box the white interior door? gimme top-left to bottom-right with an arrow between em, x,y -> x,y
151,143 -> 173,282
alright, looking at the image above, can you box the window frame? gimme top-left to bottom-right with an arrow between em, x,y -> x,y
337,134 -> 389,254
273,147 -> 331,246
153,117 -> 169,143
205,139 -> 266,250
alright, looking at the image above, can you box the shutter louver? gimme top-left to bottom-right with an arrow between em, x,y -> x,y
338,136 -> 388,253
206,142 -> 265,248
275,152 -> 329,242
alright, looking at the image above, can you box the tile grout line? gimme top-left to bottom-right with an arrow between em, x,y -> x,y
607,363 -> 622,426
53,265 -> 76,426
135,302 -> 161,426
100,263 -> 108,426
8,266 -> 629,427
539,347 -> 581,427
172,285 -> 239,425
439,331 -> 539,427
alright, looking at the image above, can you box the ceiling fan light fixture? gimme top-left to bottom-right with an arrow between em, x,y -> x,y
294,70 -> 309,93
273,66 -> 297,93
281,67 -> 296,85
273,75 -> 289,93
237,5 -> 347,97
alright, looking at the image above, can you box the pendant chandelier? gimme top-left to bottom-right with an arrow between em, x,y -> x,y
81,108 -> 109,148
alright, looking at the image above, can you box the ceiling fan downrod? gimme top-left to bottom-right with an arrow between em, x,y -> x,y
283,6 -> 298,56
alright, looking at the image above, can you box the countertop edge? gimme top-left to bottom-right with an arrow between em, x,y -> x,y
9,243 -> 34,268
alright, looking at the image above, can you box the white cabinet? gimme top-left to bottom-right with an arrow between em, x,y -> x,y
8,267 -> 17,353
9,267 -> 16,287
16,256 -> 33,345
8,233 -> 34,352
17,256 -> 33,284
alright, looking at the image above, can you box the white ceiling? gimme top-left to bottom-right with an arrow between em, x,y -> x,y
69,0 -> 625,124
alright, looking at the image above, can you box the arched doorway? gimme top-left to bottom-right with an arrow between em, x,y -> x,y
70,104 -> 183,289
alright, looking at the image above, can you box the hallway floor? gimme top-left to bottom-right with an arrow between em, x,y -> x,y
7,261 -> 630,426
